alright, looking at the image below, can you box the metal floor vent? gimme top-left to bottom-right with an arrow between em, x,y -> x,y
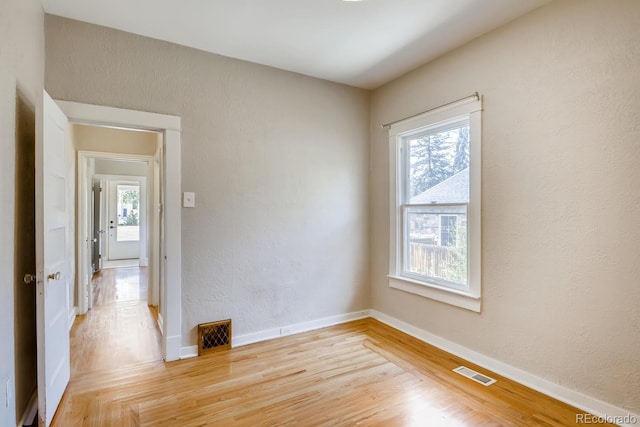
198,319 -> 232,355
453,366 -> 497,386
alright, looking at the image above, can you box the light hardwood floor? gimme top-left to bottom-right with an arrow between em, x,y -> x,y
69,266 -> 162,375
53,301 -> 607,426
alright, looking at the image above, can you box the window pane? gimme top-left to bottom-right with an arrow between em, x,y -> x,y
117,184 -> 140,242
407,123 -> 470,203
405,205 -> 467,286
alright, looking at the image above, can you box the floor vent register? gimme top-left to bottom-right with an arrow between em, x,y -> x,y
453,365 -> 497,386
198,319 -> 232,355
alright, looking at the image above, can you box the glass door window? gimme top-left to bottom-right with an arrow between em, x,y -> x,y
116,184 -> 140,242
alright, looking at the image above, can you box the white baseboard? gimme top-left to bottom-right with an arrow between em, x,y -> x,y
233,310 -> 370,348
68,306 -> 78,331
164,334 -> 181,362
16,390 -> 37,427
369,309 -> 639,427
178,310 -> 371,360
180,345 -> 198,359
157,314 -> 178,362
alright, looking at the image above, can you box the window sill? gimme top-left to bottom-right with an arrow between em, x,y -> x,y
388,275 -> 481,312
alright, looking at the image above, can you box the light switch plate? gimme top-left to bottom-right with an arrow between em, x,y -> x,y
183,192 -> 195,208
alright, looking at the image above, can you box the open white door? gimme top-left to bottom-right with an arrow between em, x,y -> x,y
36,91 -> 71,427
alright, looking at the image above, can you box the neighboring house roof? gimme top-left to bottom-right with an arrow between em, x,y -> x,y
410,168 -> 469,204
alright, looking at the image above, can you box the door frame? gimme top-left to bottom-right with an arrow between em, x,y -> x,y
58,100 -> 182,362
99,174 -> 147,264
78,159 -> 154,311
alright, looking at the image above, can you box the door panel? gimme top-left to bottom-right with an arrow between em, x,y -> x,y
36,91 -> 71,427
107,181 -> 140,260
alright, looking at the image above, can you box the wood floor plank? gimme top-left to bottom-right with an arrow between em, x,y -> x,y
53,289 -> 612,426
70,267 -> 162,376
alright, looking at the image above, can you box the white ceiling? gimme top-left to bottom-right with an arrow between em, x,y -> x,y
40,0 -> 549,89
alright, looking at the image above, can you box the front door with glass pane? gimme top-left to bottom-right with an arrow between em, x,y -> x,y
107,181 -> 141,260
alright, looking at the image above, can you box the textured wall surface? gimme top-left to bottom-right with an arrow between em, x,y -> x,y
370,0 -> 640,413
0,0 -> 44,424
45,16 -> 371,347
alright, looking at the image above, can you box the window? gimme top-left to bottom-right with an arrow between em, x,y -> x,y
388,96 -> 482,311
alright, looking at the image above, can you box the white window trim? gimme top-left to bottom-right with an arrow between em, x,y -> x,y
388,96 -> 482,312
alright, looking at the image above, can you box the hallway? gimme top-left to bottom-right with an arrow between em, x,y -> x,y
70,267 -> 162,376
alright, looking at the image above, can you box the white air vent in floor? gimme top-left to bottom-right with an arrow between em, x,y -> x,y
453,366 -> 497,386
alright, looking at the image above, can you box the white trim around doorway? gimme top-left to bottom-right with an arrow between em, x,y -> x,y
58,100 -> 182,362
97,173 -> 148,267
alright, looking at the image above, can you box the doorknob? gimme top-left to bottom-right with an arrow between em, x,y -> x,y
47,272 -> 61,280
23,273 -> 36,284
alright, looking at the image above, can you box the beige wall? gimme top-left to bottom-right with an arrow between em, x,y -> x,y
73,124 -> 158,155
95,159 -> 148,176
0,0 -> 44,425
45,16 -> 371,347
370,0 -> 640,414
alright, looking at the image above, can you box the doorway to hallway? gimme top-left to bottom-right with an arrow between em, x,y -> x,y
94,172 -> 149,271
35,98 -> 182,426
